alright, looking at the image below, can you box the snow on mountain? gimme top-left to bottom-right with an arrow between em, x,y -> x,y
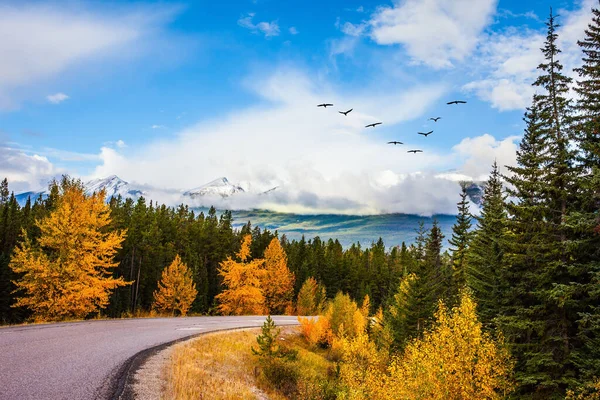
84,175 -> 145,200
183,177 -> 245,199
14,175 -> 145,206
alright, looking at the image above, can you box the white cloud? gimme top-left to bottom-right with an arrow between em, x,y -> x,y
116,140 -> 127,148
451,134 -> 519,180
46,92 -> 69,104
238,13 -> 280,37
367,0 -> 498,68
85,67 -> 515,215
464,0 -> 596,110
0,3 -> 176,110
151,124 -> 166,129
289,26 -> 299,35
341,22 -> 367,37
0,147 -> 62,192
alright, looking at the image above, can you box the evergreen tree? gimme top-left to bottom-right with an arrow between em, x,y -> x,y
502,10 -> 584,395
572,1 -> 600,384
384,221 -> 447,350
448,184 -> 473,293
466,162 -> 507,325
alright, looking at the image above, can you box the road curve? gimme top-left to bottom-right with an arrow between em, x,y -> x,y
0,315 -> 299,400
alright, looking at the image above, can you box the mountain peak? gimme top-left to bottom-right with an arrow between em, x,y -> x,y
184,177 -> 245,198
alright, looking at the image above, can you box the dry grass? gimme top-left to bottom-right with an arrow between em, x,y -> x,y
162,329 -> 290,400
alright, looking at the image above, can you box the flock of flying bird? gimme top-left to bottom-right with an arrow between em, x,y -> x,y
317,100 -> 468,154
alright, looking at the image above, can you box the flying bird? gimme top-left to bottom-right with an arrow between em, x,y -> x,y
317,103 -> 334,108
339,109 -> 353,116
365,122 -> 383,128
387,141 -> 404,145
447,100 -> 467,105
418,131 -> 433,137
407,149 -> 423,154
429,117 -> 441,122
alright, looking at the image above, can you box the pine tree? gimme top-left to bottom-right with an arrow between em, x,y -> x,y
448,184 -> 473,293
384,221 -> 447,350
572,0 -> 600,384
501,10 -> 584,395
216,234 -> 266,315
262,237 -> 295,315
466,162 -> 507,325
252,315 -> 282,358
153,255 -> 198,316
423,219 -> 446,299
10,178 -> 130,321
0,178 -> 8,205
384,273 -> 418,350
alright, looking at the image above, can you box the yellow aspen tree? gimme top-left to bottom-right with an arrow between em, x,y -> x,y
9,179 -> 129,322
153,255 -> 197,316
262,238 -> 295,315
216,234 -> 266,315
378,291 -> 514,400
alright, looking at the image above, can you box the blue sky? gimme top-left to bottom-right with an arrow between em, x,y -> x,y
0,0 -> 595,214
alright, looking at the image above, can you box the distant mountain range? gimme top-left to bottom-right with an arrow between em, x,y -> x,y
15,175 -> 277,206
14,176 -> 484,247
15,175 -> 485,211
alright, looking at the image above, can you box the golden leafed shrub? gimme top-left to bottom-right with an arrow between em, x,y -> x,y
324,292 -> 367,340
298,316 -> 332,348
335,331 -> 387,400
380,291 -> 513,400
566,378 -> 600,400
153,255 -> 197,316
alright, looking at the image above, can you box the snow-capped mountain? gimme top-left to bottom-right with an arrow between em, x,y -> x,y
183,177 -> 245,199
15,175 -> 145,206
84,175 -> 145,200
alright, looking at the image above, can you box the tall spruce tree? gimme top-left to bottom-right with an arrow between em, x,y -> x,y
384,220 -> 447,350
466,161 -> 507,326
448,184 -> 473,294
502,10 -> 584,396
572,1 -> 600,384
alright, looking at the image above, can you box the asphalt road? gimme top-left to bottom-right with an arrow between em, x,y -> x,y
0,315 -> 299,400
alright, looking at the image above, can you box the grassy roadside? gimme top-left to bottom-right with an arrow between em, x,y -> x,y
162,328 -> 286,399
161,326 -> 337,399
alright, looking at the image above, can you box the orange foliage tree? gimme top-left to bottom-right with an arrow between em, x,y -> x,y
216,234 -> 266,315
9,178 -> 129,321
153,255 -> 197,316
262,238 -> 295,315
